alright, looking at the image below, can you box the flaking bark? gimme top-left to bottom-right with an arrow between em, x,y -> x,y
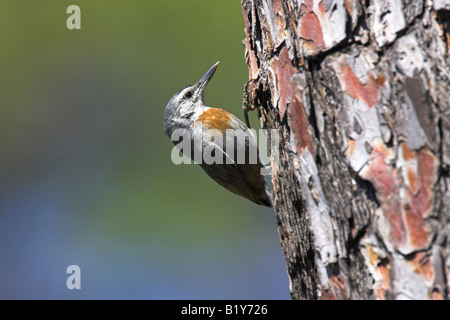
241,0 -> 450,299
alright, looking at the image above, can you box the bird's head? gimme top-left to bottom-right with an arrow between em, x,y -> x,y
164,62 -> 219,137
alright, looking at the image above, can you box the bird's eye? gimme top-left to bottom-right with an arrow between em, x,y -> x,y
184,91 -> 193,99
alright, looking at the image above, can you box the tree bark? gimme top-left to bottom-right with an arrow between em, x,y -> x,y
241,0 -> 450,299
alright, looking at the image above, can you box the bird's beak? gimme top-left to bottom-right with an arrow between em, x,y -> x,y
196,61 -> 219,92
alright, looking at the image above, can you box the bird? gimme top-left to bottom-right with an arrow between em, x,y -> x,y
164,62 -> 272,207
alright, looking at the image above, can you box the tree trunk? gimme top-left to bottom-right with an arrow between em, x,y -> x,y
241,0 -> 450,299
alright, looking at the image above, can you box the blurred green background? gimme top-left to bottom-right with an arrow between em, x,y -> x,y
0,0 -> 289,299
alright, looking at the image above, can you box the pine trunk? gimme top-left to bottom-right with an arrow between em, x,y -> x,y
241,0 -> 450,299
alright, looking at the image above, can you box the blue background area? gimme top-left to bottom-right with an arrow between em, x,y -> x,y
0,0 -> 289,299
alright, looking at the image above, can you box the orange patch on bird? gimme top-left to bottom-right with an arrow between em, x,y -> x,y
196,108 -> 232,132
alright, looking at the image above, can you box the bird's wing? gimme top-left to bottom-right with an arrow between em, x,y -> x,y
194,113 -> 270,206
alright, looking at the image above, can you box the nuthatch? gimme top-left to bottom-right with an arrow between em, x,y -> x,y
164,62 -> 272,207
